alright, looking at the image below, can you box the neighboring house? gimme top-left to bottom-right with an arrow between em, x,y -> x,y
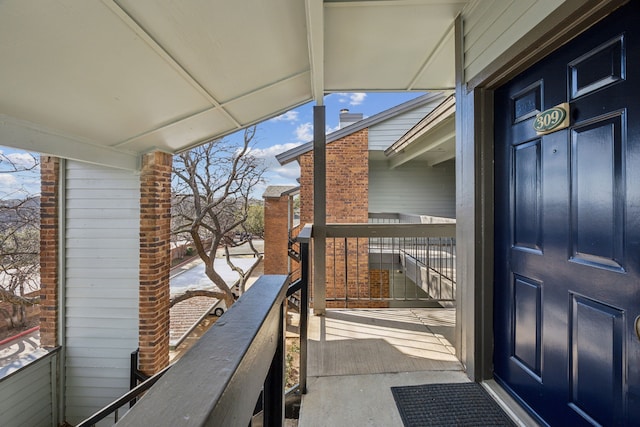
0,2 -> 636,426
278,92 -> 456,220
265,93 -> 456,307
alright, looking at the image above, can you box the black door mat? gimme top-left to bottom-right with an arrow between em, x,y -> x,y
391,382 -> 517,427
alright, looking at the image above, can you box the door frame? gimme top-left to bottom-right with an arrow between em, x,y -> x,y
454,0 -> 628,382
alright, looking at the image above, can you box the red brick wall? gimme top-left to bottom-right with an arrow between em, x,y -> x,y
298,128 -> 386,307
138,151 -> 172,374
299,128 -> 369,224
263,195 -> 291,275
40,156 -> 59,348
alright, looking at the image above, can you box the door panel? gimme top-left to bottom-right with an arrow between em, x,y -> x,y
570,294 -> 624,426
571,115 -> 625,271
494,3 -> 640,426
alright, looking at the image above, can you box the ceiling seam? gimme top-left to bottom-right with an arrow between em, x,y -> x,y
407,20 -> 456,90
111,70 -> 312,149
101,0 -> 242,137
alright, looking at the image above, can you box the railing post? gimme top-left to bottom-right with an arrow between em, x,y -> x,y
263,303 -> 285,427
130,350 -> 137,407
299,237 -> 309,394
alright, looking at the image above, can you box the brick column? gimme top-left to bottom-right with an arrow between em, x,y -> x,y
139,151 -> 172,374
40,156 -> 60,348
300,128 -> 371,308
264,194 -> 290,275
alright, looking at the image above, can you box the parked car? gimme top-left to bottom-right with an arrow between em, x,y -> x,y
210,283 -> 240,316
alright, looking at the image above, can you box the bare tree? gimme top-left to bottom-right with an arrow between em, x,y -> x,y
0,152 -> 40,328
171,127 -> 264,308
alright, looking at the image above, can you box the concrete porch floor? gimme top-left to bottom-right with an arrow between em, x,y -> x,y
297,308 -> 536,427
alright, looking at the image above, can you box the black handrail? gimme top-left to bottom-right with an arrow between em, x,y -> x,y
76,363 -> 171,427
114,275 -> 290,426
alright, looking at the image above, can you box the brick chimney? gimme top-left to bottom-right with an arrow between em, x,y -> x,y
339,108 -> 363,129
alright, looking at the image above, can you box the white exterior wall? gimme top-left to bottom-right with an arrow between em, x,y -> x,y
368,103 -> 441,150
462,0 -> 565,82
369,159 -> 455,218
64,161 -> 140,425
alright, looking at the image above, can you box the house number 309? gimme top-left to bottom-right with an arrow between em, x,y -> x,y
533,103 -> 570,135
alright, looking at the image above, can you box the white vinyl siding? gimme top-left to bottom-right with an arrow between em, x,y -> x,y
463,0 -> 565,82
0,351 -> 58,427
368,103 -> 441,151
369,159 -> 455,218
64,161 -> 139,425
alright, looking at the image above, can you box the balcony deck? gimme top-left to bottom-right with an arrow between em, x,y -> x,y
299,307 -> 466,426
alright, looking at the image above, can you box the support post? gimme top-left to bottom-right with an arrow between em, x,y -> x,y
313,105 -> 326,314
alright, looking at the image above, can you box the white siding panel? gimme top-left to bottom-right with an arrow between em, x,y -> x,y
67,198 -> 140,209
369,159 -> 455,218
369,104 -> 439,150
66,227 -> 139,239
64,160 -> 139,425
462,0 -> 504,38
69,270 -> 137,282
0,352 -> 56,427
67,368 -> 134,390
60,337 -> 138,351
64,217 -> 139,229
66,208 -> 140,219
463,0 -> 565,82
64,188 -> 139,199
65,289 -> 137,300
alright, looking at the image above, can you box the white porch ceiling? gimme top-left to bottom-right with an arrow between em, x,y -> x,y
0,0 -> 468,170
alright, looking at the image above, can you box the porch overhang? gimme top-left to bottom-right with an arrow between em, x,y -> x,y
0,0 -> 468,167
385,94 -> 456,168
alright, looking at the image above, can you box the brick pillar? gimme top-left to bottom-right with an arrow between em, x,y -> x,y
264,194 -> 291,275
40,156 -> 60,348
139,151 -> 172,375
300,128 -> 371,308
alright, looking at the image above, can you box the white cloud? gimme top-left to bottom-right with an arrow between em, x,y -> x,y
271,163 -> 301,180
326,124 -> 340,134
1,151 -> 38,171
270,111 -> 299,123
329,92 -> 366,106
295,122 -> 314,142
349,93 -> 366,106
0,174 -> 18,187
249,142 -> 302,169
251,161 -> 300,198
0,173 -> 21,198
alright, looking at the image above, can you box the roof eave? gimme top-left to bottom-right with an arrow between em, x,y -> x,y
276,91 -> 449,165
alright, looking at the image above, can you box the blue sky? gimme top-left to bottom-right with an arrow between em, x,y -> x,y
229,92 -> 424,197
0,92 -> 423,199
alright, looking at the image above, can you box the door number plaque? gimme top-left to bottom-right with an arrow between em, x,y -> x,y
534,103 -> 570,135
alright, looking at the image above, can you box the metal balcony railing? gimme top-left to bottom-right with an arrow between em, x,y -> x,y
321,222 -> 456,307
75,267 -> 311,426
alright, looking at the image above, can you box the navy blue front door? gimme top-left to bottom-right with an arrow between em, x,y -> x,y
494,3 -> 640,426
